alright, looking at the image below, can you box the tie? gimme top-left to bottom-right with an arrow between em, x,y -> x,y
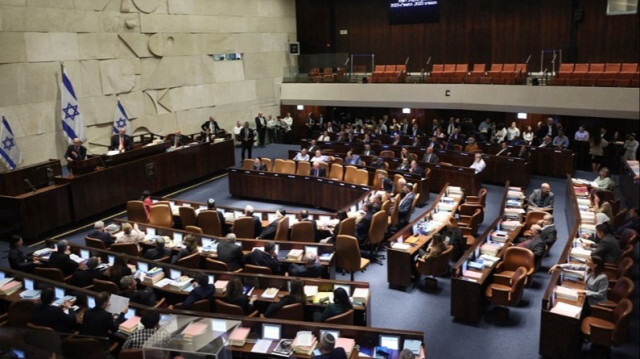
427,154 -> 431,162
119,136 -> 124,150
174,136 -> 178,147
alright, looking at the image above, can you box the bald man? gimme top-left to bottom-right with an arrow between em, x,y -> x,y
65,138 -> 87,162
110,128 -> 133,152
528,183 -> 554,211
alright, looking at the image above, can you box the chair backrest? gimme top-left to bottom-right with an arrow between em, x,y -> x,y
609,276 -> 635,302
332,157 -> 344,165
472,63 -> 485,73
393,174 -> 405,194
373,169 -> 387,190
490,63 -> 503,72
126,200 -> 148,223
619,228 -> 637,248
198,210 -> 222,236
524,210 -> 547,230
244,264 -> 273,275
206,258 -> 230,271
389,194 -> 400,225
242,158 -> 254,170
589,63 -> 605,73
502,63 -> 515,72
374,65 -> 385,73
325,309 -> 354,325
187,299 -> 211,312
185,225 -> 203,234
35,267 -> 65,282
61,338 -> 108,359
343,166 -> 359,184
355,169 -> 370,186
455,63 -> 468,73
179,206 -> 197,227
574,63 -> 589,72
329,163 -> 344,181
431,64 -> 444,73
514,63 -> 527,72
177,252 -> 200,269
272,159 -> 286,173
119,348 -> 143,359
262,158 -> 272,171
558,63 -> 575,73
149,204 -> 173,228
443,63 -> 456,72
503,247 -> 535,272
476,188 -> 488,206
616,256 -> 633,277
274,216 -> 290,241
612,209 -> 628,229
620,62 -> 638,72
609,298 -> 633,346
380,150 -> 395,158
215,299 -> 245,315
271,303 -> 304,321
509,267 -> 528,305
93,278 -> 120,294
411,193 -> 421,212
233,217 -> 255,238
338,217 -> 356,237
7,300 -> 36,327
384,64 -> 396,72
336,235 -> 362,273
85,236 -> 107,250
282,160 -> 296,174
110,243 -> 140,257
367,211 -> 388,246
291,221 -> 315,242
319,162 -> 329,176
296,161 -> 311,176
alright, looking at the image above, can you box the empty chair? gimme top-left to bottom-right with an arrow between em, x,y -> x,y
35,267 -> 70,283
119,349 -> 143,359
355,169 -> 370,186
109,243 -> 140,257
336,235 -> 370,281
215,298 -> 259,316
274,216 -> 290,241
309,67 -> 322,82
126,201 -> 148,223
290,221 -> 315,242
149,204 -> 174,228
176,252 -> 200,269
185,225 -> 203,234
601,63 -> 621,79
459,203 -> 485,227
365,211 -> 388,264
485,266 -> 527,323
557,63 -> 575,78
85,237 -> 107,250
338,217 -> 356,237
458,208 -> 482,236
233,217 -> 255,238
388,194 -> 400,226
599,277 -> 634,309
325,309 -> 354,325
206,258 -> 230,271
428,64 -> 444,82
488,63 -> 503,77
416,245 -> 453,288
379,150 -> 395,158
92,278 -> 120,294
329,163 -> 344,181
619,63 -> 639,79
296,160 -> 311,176
466,188 -> 487,207
242,158 -> 254,170
282,160 -> 296,174
495,246 -> 536,285
587,63 -> 605,79
605,257 -> 633,286
343,166 -> 358,184
198,210 -> 222,236
243,264 -> 272,275
581,299 -> 633,353
269,303 -> 304,321
2,300 -> 36,328
179,206 -> 197,228
571,63 -> 589,78
500,63 -> 516,78
272,159 -> 286,173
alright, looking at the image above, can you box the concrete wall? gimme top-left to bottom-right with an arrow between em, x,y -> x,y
0,0 -> 296,167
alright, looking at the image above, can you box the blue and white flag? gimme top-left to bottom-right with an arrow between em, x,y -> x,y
60,68 -> 86,143
113,98 -> 131,135
0,116 -> 22,170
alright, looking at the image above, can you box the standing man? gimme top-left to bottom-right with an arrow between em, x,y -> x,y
255,112 -> 267,147
282,112 -> 293,144
201,116 -> 220,142
65,138 -> 87,162
305,113 -> 315,138
110,128 -> 133,152
240,121 -> 254,161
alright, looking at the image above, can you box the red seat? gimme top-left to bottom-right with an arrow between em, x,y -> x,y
488,63 -> 503,77
601,63 -> 621,79
618,63 -> 638,79
499,64 -> 516,78
570,63 -> 589,78
596,78 -> 614,87
557,63 -> 574,78
587,63 -> 605,79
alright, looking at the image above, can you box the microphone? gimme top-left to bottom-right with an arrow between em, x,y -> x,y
525,54 -> 531,64
426,56 -> 432,65
46,167 -> 54,186
551,54 -> 557,64
24,179 -> 36,193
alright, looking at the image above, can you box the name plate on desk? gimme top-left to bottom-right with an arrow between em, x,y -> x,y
554,150 -> 562,153
244,171 -> 250,174
360,186 -> 369,191
258,172 -> 265,175
327,180 -> 334,184
274,173 -> 279,177
349,185 -> 356,189
457,168 -> 465,171
339,183 -> 345,186
459,152 -> 469,156
508,158 -> 514,162
317,178 -> 324,182
231,169 -> 238,173
288,175 -> 296,179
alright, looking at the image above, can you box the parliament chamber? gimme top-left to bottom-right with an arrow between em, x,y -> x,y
1,0 -> 639,358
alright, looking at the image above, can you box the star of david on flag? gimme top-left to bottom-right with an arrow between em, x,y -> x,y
0,116 -> 22,171
60,67 -> 86,143
113,98 -> 131,135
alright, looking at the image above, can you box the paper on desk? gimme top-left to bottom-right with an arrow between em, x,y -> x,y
252,339 -> 273,353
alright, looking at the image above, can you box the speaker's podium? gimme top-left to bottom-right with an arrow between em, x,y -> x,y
67,155 -> 102,175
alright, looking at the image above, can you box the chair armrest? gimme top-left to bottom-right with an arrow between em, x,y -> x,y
108,341 -> 119,355
589,322 -> 614,346
154,297 -> 166,308
466,196 -> 480,203
495,261 -> 504,272
493,273 -> 511,286
590,305 -> 614,321
81,285 -> 94,290
233,268 -> 244,273
460,226 -> 472,235
64,274 -> 74,283
458,215 -> 472,225
492,286 -> 511,304
248,310 -> 260,318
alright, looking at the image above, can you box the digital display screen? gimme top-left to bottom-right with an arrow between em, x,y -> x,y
389,0 -> 440,25
202,238 -> 212,247
108,255 -> 115,265
24,278 -> 34,291
54,287 -> 65,299
124,308 -> 136,319
80,249 -> 90,259
262,324 -> 281,340
87,296 -> 96,308
170,269 -> 181,280
380,335 -> 400,350
137,262 -> 148,272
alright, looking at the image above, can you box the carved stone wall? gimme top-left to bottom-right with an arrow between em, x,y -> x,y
0,0 -> 296,166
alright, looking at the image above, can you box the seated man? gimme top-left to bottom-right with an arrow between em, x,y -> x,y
217,233 -> 244,271
206,198 -> 230,235
49,240 -> 80,276
581,223 -> 621,264
308,139 -> 320,154
81,291 -> 127,345
32,288 -> 77,334
259,209 -> 286,239
293,148 -> 310,161
422,147 -> 439,163
144,236 -> 172,260
528,183 -> 554,211
538,214 -> 557,246
8,235 -> 39,273
495,142 -> 511,156
378,172 -> 395,194
69,257 -> 106,288
552,129 -> 570,149
362,144 -> 374,156
243,205 -> 263,237
300,209 -> 318,241
397,158 -> 410,172
370,156 -> 386,169
182,273 -> 215,309
310,149 -> 328,163
518,225 -> 546,261
88,221 -> 115,247
313,333 -> 347,359
615,207 -> 639,236
592,167 -> 615,191
408,160 -> 425,176
344,151 -> 361,166
119,275 -> 156,307
123,312 -> 166,349
252,157 -> 267,171
244,242 -> 281,274
538,135 -> 552,147
397,183 -> 416,227
355,203 -> 373,246
65,138 -> 87,162
110,127 -> 133,152
288,252 -> 323,278
311,161 -> 327,177
469,153 -> 486,174
392,133 -> 402,146
410,135 -> 422,148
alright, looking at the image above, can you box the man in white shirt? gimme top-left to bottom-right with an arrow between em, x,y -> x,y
574,126 -> 590,142
310,150 -> 328,163
281,113 -> 293,144
470,153 -> 486,174
293,148 -> 310,161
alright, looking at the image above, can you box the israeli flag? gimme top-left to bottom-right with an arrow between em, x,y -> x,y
60,68 -> 87,143
0,116 -> 22,170
113,98 -> 131,135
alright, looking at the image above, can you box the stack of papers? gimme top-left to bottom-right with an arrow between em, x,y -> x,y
463,270 -> 482,280
142,268 -> 165,285
313,292 -> 333,304
336,337 -> 356,356
570,247 -> 592,262
500,220 -> 521,231
170,276 -> 193,291
0,280 -> 22,296
550,301 -> 582,318
555,286 -> 579,301
215,280 -> 228,294
480,242 -> 502,256
352,288 -> 370,304
391,242 -> 411,251
490,231 -> 509,243
293,331 -> 317,355
287,249 -> 303,261
304,285 -> 318,299
229,327 -> 250,346
182,322 -> 208,342
119,316 -> 141,334
261,288 -> 279,299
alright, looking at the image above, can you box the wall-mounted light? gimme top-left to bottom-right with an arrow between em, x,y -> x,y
296,105 -> 304,110
517,112 -> 527,119
402,108 -> 411,114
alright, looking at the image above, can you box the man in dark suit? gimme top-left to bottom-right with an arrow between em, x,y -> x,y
410,135 -> 422,148
288,252 -> 323,278
422,147 -> 439,163
356,203 -> 373,246
32,288 -> 77,334
109,128 -> 133,152
259,210 -> 286,239
80,291 -> 127,345
49,240 -> 79,276
449,128 -> 465,143
495,141 -> 511,156
536,117 -> 557,140
410,123 -> 421,137
408,160 -> 425,176
244,205 -> 263,237
255,112 -> 267,147
217,234 -> 244,271
538,214 -> 557,246
239,121 -> 254,160
583,223 -> 621,264
397,184 -> 416,227
119,275 -> 156,306
169,130 -> 186,147
519,225 -> 546,261
143,236 -> 172,260
362,144 -> 374,156
8,235 -> 39,273
88,221 -> 115,247
378,172 -> 395,194
69,257 -> 106,288
311,161 -> 326,177
201,115 -> 220,142
244,242 -> 281,274
182,273 -> 215,309
427,136 -> 441,151
442,219 -> 466,262
392,134 -> 402,146
308,139 -> 320,154
65,138 -> 87,162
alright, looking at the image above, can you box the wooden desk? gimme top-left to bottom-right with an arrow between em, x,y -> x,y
480,142 -> 574,178
228,169 -> 371,212
0,159 -> 62,196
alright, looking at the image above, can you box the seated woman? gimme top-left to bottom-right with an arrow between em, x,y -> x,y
592,191 -> 613,221
549,255 -> 608,309
592,167 -> 615,191
318,130 -> 331,142
223,277 -> 254,315
105,254 -> 132,285
319,287 -> 353,322
264,279 -> 306,318
172,234 -> 198,264
419,233 -> 448,260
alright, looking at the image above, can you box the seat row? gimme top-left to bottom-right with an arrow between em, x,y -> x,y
550,62 -> 639,87
241,158 -> 370,186
370,64 -> 407,83
308,67 -> 345,83
427,63 -> 528,84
